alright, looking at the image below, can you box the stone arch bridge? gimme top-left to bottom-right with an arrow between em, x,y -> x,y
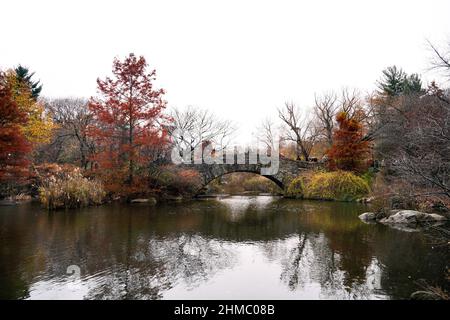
178,153 -> 323,193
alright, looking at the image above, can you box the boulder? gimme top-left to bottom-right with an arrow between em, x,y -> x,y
358,212 -> 377,221
130,197 -> 157,205
380,210 -> 447,224
130,198 -> 149,203
389,209 -> 401,215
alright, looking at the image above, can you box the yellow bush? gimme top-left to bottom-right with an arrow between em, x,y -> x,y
285,171 -> 370,201
286,176 -> 306,198
39,167 -> 105,210
298,171 -> 369,201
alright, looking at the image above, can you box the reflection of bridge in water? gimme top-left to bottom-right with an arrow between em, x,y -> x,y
178,153 -> 323,192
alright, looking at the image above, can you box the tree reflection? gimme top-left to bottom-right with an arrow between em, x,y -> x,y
0,198 -> 448,299
280,234 -> 308,290
83,211 -> 237,299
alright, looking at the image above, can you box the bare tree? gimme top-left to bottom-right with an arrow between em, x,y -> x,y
258,117 -> 279,152
278,102 -> 317,161
397,93 -> 450,197
340,88 -> 371,122
314,89 -> 379,147
428,39 -> 450,79
373,87 -> 450,198
314,92 -> 338,146
360,91 -> 393,143
336,88 -> 379,143
169,106 -> 235,160
45,98 -> 95,169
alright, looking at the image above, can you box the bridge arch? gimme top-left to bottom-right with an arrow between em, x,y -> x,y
201,170 -> 285,191
177,156 -> 323,194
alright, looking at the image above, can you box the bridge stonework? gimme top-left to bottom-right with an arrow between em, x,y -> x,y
179,155 -> 322,193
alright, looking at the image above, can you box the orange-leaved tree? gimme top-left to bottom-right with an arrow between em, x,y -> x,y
5,68 -> 55,145
88,53 -> 169,193
327,111 -> 370,172
0,72 -> 31,188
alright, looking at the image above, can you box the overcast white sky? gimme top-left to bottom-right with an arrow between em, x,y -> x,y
1,0 -> 450,143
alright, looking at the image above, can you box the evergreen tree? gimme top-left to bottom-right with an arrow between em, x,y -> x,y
377,66 -> 423,96
14,65 -> 42,100
377,66 -> 406,96
403,73 -> 423,94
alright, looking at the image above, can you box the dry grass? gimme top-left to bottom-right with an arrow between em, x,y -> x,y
39,167 -> 105,210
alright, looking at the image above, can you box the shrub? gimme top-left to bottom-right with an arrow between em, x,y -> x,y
369,173 -> 450,215
148,165 -> 202,196
38,166 -> 105,210
286,176 -> 306,198
361,168 -> 376,186
305,171 -> 370,201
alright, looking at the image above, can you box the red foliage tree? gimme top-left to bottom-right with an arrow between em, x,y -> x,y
88,53 -> 169,192
327,111 -> 370,172
0,73 -> 31,186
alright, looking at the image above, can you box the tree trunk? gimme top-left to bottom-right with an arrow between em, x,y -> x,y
296,136 -> 302,160
128,124 -> 133,185
302,148 -> 309,162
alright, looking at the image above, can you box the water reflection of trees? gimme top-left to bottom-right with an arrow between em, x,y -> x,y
0,198 -> 448,299
275,233 -> 383,299
86,234 -> 235,300
50,208 -> 237,299
0,202 -> 239,299
258,199 -> 378,298
257,199 -> 449,299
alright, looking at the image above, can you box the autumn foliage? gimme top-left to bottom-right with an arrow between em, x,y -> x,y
88,53 -> 169,195
327,111 -> 370,172
0,67 -> 56,196
0,73 -> 31,184
5,69 -> 55,144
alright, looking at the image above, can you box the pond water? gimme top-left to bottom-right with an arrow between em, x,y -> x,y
0,196 -> 448,300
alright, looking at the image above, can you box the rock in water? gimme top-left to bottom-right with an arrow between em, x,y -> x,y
380,210 -> 447,224
130,198 -> 157,205
358,212 -> 377,221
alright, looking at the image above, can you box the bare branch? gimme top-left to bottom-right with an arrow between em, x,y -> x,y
278,102 -> 317,161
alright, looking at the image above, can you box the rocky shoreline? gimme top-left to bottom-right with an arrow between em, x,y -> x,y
359,210 -> 448,231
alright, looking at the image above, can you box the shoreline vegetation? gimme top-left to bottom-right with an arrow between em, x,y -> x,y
1,43 -> 449,222
285,170 -> 370,202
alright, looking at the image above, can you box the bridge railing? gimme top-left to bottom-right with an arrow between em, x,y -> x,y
176,147 -> 324,165
188,147 -> 277,166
